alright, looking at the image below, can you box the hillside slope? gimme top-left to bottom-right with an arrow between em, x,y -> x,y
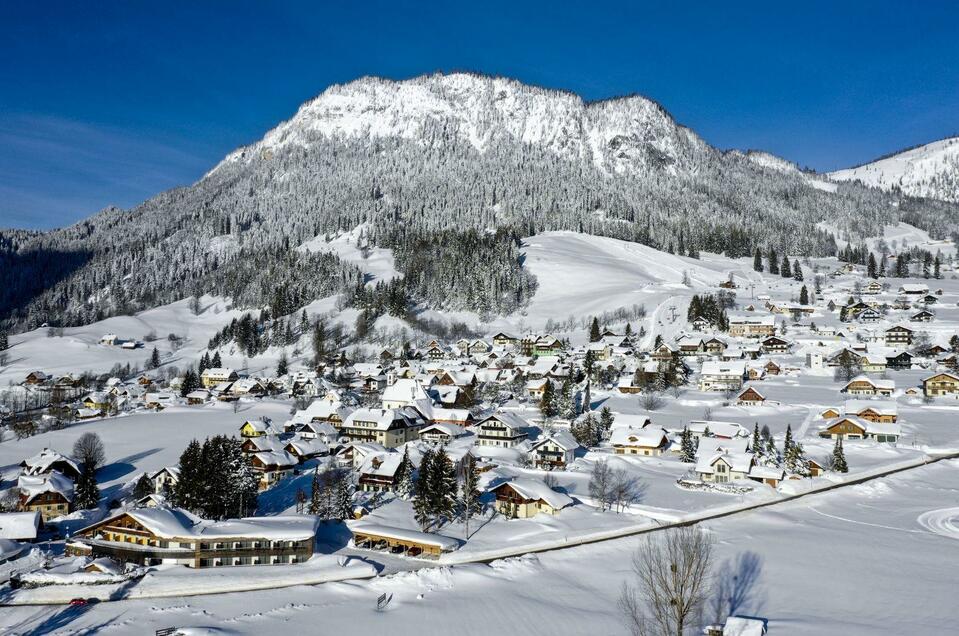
3,73 -> 958,330
829,137 -> 959,203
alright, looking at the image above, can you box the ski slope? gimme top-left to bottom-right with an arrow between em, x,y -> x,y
520,231 -> 726,321
298,224 -> 400,284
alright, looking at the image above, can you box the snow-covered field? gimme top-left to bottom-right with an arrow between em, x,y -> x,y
5,458 -> 959,635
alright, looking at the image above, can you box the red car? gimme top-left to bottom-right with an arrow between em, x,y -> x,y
69,598 -> 88,607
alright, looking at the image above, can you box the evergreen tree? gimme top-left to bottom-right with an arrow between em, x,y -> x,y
396,447 -> 415,499
624,323 -> 633,337
309,466 -> 324,516
558,376 -> 576,419
173,439 -> 204,512
75,465 -> 101,510
540,380 -> 557,418
768,247 -> 779,275
0,331 -> 7,351
198,352 -> 210,375
430,448 -> 458,523
589,317 -> 601,342
785,441 -> 808,476
460,453 -> 482,539
751,423 -> 762,455
867,253 -> 877,279
276,351 -> 289,376
799,285 -> 809,305
599,406 -> 615,439
133,473 -> 154,500
753,247 -> 764,273
832,437 -> 848,473
180,368 -> 200,397
780,255 -> 791,278
793,259 -> 803,281
934,255 -> 941,279
679,426 -> 696,463
413,448 -> 435,530
582,381 -> 592,413
332,471 -> 355,520
783,424 -> 794,456
148,347 -> 161,370
211,351 -> 222,367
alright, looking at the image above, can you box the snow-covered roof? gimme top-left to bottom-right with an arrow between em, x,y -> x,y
359,452 -> 403,477
253,450 -> 298,468
0,511 -> 41,540
381,378 -> 432,405
843,375 -> 895,390
531,430 -> 580,452
420,422 -> 468,438
696,452 -> 754,475
349,522 -> 459,550
722,616 -> 767,636
20,448 -> 80,476
491,478 -> 574,510
478,411 -> 530,432
688,420 -> 749,439
18,471 -> 75,502
695,437 -> 750,458
82,506 -> 318,541
609,427 -> 668,448
843,400 -> 897,416
701,361 -> 746,376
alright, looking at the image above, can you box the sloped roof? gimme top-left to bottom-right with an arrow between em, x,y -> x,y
490,478 -> 573,510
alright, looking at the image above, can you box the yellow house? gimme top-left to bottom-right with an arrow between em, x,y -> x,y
922,372 -> 959,397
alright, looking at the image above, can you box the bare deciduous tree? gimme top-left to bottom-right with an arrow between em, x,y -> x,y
73,432 -> 105,471
619,527 -> 715,636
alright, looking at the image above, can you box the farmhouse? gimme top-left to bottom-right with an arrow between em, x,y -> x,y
841,375 -> 895,397
489,478 -> 573,518
528,431 -> 580,468
819,416 -> 900,443
736,386 -> 766,406
474,412 -> 530,448
17,472 -> 74,521
922,372 -> 959,398
884,324 -> 914,347
67,507 -> 317,567
699,361 -> 746,392
609,427 -> 670,456
419,422 -> 468,444
357,452 -> 404,493
20,448 -> 81,481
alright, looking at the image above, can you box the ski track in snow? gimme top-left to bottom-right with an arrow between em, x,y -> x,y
916,507 -> 959,540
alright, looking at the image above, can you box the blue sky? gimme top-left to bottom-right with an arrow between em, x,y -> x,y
2,1 -> 957,229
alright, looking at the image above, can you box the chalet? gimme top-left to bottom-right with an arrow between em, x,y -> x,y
200,367 -> 238,389
492,332 -> 519,348
841,375 -> 895,397
74,407 -> 102,420
807,459 -> 826,478
419,422 -> 468,444
763,360 -> 781,376
229,378 -> 266,397
67,506 -> 317,567
884,325 -> 914,347
249,451 -> 297,490
24,371 -> 49,385
651,342 -> 677,362
699,361 -> 746,392
609,427 -> 670,456
899,283 -> 929,295
922,372 -> 959,398
696,452 -> 753,483
862,281 -> 883,295
886,350 -> 915,370
924,343 -> 949,357
148,467 -> 180,495
586,340 -> 613,361
349,523 -> 459,558
338,408 -> 423,448
746,365 -> 766,381
676,336 -> 705,357
819,416 -> 900,443
859,353 -> 888,374
704,337 -> 727,355
528,431 -> 580,469
525,377 -> 551,399
728,316 -> 776,338
921,294 -> 939,305
358,453 -> 403,493
185,389 -> 210,405
736,386 -> 766,406
748,464 -> 786,488
911,309 -> 935,323
0,511 -> 42,542
82,392 -> 112,412
20,448 -> 81,480
144,392 -> 176,410
704,616 -> 768,636
429,407 -> 474,427
857,307 -> 882,323
18,472 -> 74,521
284,438 -> 329,462
475,412 -> 529,448
489,479 -> 573,518
239,418 -> 277,438
845,400 -> 898,423
688,421 -> 750,440
691,317 -> 712,331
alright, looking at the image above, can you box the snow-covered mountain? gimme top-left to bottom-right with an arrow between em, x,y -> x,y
2,72 -> 958,330
829,137 -> 959,203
